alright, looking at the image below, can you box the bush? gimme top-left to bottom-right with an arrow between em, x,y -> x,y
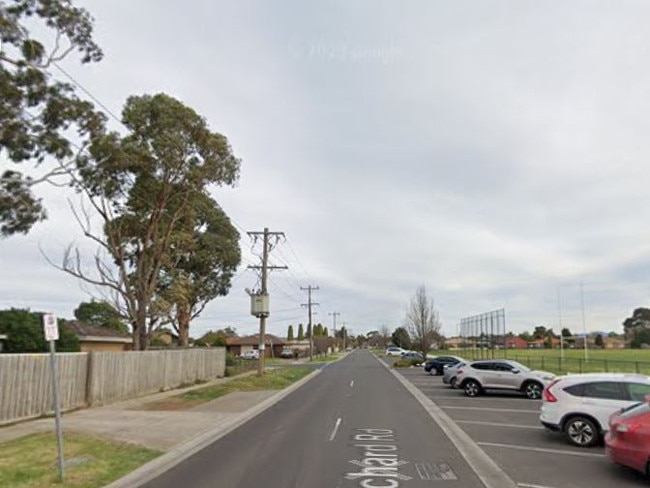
393,358 -> 422,368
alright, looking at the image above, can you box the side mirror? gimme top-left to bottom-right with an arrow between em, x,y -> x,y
511,369 -> 520,374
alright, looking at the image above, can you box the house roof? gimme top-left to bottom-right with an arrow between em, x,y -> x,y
65,321 -> 133,343
226,334 -> 285,346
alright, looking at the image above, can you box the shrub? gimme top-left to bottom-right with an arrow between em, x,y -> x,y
393,358 -> 422,368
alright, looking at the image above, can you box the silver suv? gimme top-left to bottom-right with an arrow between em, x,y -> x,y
455,359 -> 555,399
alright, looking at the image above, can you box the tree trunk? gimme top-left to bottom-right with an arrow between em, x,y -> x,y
177,301 -> 191,347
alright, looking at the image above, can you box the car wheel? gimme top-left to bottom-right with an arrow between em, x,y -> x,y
450,377 -> 457,388
564,416 -> 600,447
523,381 -> 543,400
464,380 -> 481,397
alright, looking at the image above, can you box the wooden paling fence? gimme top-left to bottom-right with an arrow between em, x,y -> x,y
0,348 -> 225,424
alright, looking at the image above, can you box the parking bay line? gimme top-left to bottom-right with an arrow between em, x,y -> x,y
518,483 -> 558,488
456,420 -> 543,430
477,442 -> 606,458
438,405 -> 539,413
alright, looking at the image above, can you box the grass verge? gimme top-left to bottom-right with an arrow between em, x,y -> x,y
179,367 -> 312,403
0,432 -> 160,488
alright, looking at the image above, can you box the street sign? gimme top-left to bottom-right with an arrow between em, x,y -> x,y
43,314 -> 59,341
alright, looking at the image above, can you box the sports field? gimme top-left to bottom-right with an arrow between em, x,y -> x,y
447,347 -> 650,375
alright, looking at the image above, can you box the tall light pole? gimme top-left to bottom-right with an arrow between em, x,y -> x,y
580,282 -> 588,362
557,285 -> 564,361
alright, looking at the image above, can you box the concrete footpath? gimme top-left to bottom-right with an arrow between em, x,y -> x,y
0,363 -> 322,487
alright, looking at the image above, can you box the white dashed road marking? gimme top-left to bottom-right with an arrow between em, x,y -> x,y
329,417 -> 342,441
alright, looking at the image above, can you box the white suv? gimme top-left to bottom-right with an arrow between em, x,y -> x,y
385,346 -> 407,357
455,359 -> 555,399
540,373 -> 650,447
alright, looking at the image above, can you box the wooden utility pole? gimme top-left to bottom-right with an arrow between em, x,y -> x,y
248,228 -> 286,375
301,285 -> 319,361
329,311 -> 340,350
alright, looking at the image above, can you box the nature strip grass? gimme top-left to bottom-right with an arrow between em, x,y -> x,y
0,432 -> 160,488
179,367 -> 313,403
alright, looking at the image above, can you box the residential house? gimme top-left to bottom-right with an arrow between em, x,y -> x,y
65,321 -> 132,352
528,337 -> 561,349
444,336 -> 462,349
505,337 -> 528,349
226,334 -> 285,358
603,337 -> 627,349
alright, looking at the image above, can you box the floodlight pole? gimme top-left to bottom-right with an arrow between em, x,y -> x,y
580,282 -> 588,362
557,286 -> 564,361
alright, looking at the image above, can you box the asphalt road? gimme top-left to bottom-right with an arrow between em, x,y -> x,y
143,350 -> 487,488
398,366 -> 650,488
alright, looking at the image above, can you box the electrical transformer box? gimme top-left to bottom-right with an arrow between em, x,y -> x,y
251,294 -> 269,317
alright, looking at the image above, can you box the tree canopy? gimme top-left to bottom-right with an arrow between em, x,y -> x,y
60,93 -> 241,350
403,285 -> 441,356
391,326 -> 411,349
73,300 -> 127,333
0,0 -> 106,236
0,309 -> 79,352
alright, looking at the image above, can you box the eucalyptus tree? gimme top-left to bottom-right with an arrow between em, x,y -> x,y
0,0 -> 105,236
62,93 -> 240,349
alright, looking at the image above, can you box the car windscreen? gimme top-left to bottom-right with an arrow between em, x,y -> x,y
508,361 -> 531,372
620,402 -> 650,418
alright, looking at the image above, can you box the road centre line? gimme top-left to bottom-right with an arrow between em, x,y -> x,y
477,442 -> 606,458
329,417 -> 342,442
350,380 -> 354,388
438,406 -> 538,413
456,420 -> 543,430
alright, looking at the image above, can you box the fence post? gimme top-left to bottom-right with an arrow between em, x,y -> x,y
85,351 -> 95,406
604,360 -> 608,373
579,358 -> 583,373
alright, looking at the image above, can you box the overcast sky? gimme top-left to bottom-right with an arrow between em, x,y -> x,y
3,0 -> 650,339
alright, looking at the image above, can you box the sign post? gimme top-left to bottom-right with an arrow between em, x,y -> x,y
43,313 -> 65,481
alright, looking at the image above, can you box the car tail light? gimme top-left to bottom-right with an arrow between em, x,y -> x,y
543,379 -> 560,403
616,422 -> 641,434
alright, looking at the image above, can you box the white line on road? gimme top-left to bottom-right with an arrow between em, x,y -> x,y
438,406 -> 538,413
456,420 -> 543,430
329,417 -> 342,441
384,361 -> 518,488
350,380 -> 354,388
518,483 -> 558,488
477,442 -> 606,458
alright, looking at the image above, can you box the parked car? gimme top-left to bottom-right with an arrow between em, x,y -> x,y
424,355 -> 465,375
540,373 -> 650,447
455,359 -> 555,399
385,346 -> 407,357
241,350 -> 259,360
443,361 -> 466,388
401,351 -> 424,362
280,348 -> 294,359
606,400 -> 650,478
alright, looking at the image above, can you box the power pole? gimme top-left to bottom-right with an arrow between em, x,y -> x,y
301,285 -> 319,361
329,311 -> 340,350
248,228 -> 286,376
